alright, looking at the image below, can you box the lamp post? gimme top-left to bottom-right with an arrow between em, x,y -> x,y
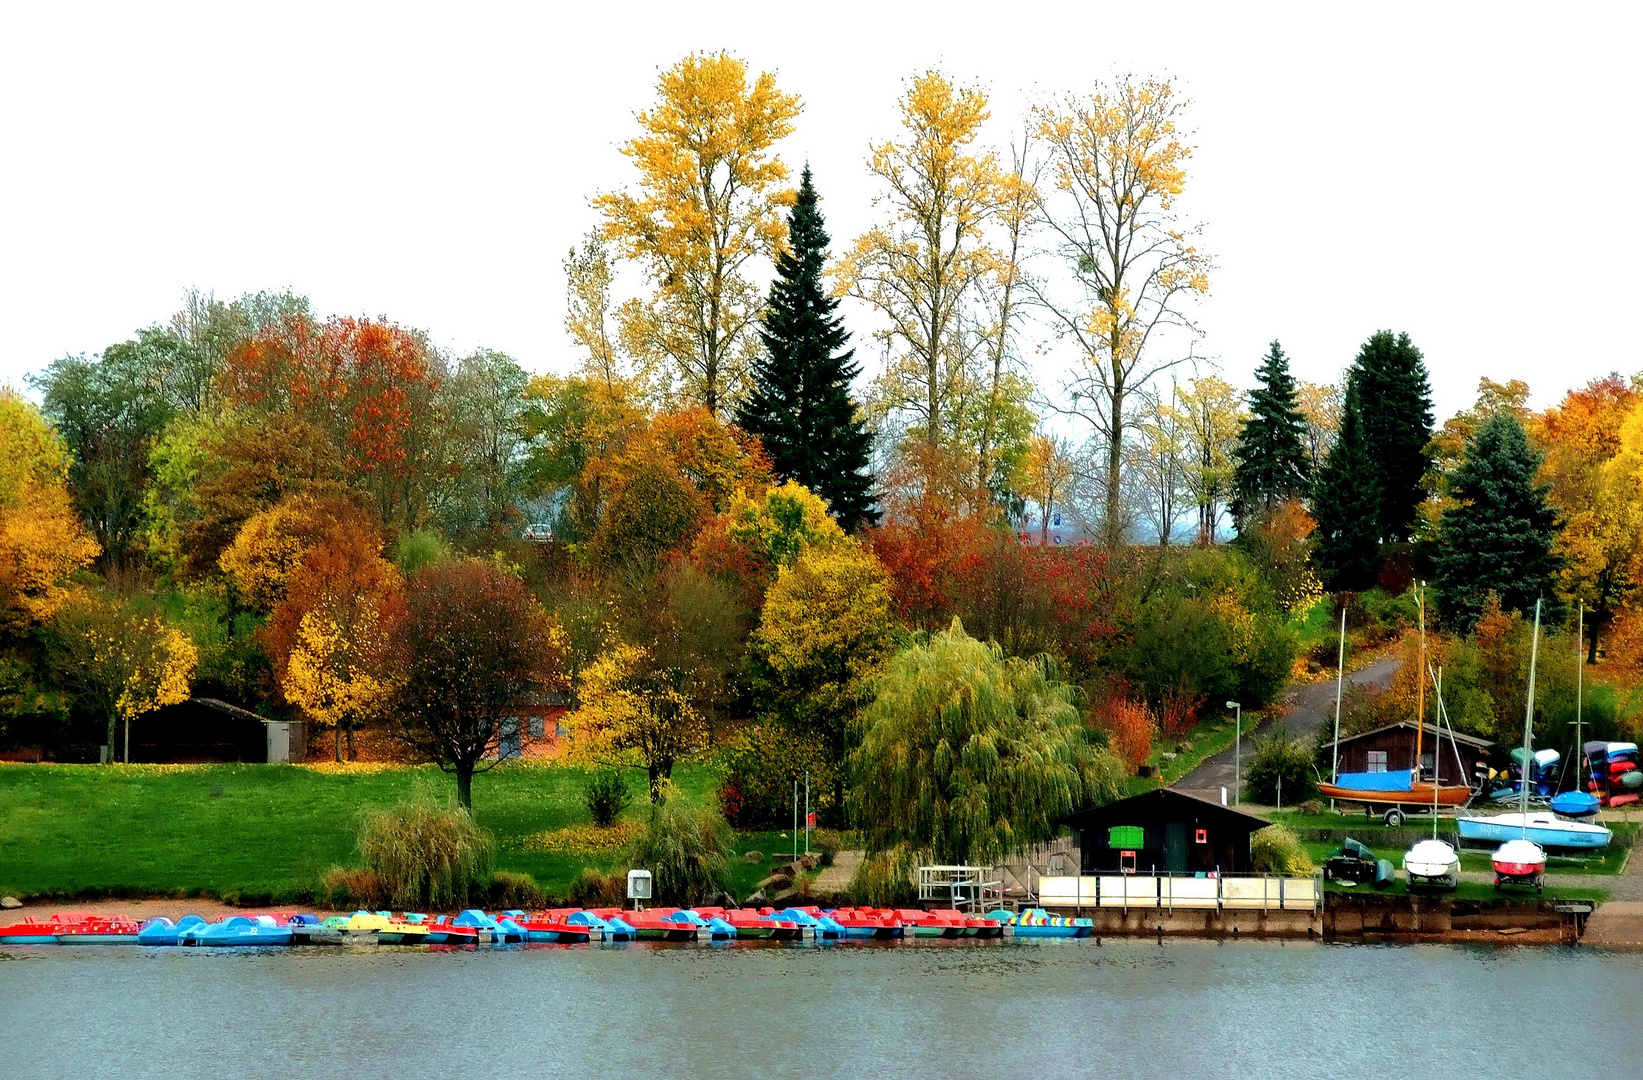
1227,701 -> 1242,805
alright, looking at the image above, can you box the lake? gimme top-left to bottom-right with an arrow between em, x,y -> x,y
6,939 -> 1639,1079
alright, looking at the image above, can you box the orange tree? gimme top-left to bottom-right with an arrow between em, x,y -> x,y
391,558 -> 568,809
0,392 -> 100,632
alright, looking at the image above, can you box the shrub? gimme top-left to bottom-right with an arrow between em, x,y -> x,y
357,791 -> 493,910
486,870 -> 547,910
320,867 -> 385,909
1243,734 -> 1318,806
716,722 -> 831,827
568,868 -> 625,908
630,795 -> 732,906
1249,825 -> 1315,875
1091,696 -> 1156,773
582,769 -> 633,827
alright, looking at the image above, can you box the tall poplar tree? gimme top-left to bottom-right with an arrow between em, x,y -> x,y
1231,341 -> 1311,519
1431,413 -> 1564,629
1351,331 -> 1433,541
738,167 -> 878,531
1311,379 -> 1382,589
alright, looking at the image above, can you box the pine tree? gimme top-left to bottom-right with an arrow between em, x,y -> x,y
737,167 -> 877,531
1231,340 -> 1311,520
1431,413 -> 1565,630
1311,379 -> 1382,590
1352,331 -> 1433,541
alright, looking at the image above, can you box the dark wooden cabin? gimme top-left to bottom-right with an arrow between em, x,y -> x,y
1062,788 -> 1272,876
1324,721 -> 1492,784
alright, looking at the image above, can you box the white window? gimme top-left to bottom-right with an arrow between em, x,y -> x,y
1366,750 -> 1388,773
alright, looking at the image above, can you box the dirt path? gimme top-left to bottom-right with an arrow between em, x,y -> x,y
1174,653 -> 1401,802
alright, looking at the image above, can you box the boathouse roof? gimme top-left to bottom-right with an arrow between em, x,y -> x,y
1324,721 -> 1493,752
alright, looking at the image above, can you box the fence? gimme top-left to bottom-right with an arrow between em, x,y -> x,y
1036,872 -> 1321,913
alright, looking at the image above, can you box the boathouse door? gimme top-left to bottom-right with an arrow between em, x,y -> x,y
1164,822 -> 1188,872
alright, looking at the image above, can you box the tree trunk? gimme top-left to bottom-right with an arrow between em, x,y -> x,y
334,726 -> 343,763
105,712 -> 118,765
345,723 -> 357,761
1103,390 -> 1125,548
455,762 -> 474,811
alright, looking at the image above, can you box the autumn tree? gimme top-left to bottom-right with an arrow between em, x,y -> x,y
597,52 -> 802,416
518,375 -> 644,543
1016,433 -> 1077,544
1030,77 -> 1210,547
736,167 -> 878,531
752,541 -> 899,810
1296,381 -> 1342,477
1128,384 -> 1189,545
1231,341 -> 1311,519
47,593 -> 198,763
0,392 -> 100,632
283,597 -> 401,763
838,70 -> 1013,453
219,493 -> 378,612
691,480 -> 847,606
1533,374 -> 1640,661
393,558 -> 567,809
563,233 -> 631,393
439,349 -> 530,537
1431,413 -> 1564,629
1176,375 -> 1243,544
567,639 -> 709,801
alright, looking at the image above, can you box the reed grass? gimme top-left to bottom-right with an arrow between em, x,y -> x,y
357,789 -> 494,910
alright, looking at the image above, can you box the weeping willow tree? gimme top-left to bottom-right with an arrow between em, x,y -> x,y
848,620 -> 1124,899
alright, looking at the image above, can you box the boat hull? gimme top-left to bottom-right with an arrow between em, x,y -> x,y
1317,782 -> 1471,808
1458,814 -> 1611,850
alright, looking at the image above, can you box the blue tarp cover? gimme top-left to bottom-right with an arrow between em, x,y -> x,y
1332,771 -> 1415,792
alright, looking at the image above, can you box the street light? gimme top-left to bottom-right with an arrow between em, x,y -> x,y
1227,701 -> 1242,805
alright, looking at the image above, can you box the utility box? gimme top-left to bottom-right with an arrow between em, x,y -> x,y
626,869 -> 653,902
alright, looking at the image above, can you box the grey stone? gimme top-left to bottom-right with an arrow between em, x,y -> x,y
0,895 -> 21,909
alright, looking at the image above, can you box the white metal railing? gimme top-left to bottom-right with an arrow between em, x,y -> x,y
1034,872 -> 1323,913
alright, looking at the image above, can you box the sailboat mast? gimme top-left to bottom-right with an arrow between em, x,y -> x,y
1416,588 -> 1426,779
1576,600 -> 1584,769
1433,667 -> 1443,838
1332,609 -> 1346,784
1522,598 -> 1542,829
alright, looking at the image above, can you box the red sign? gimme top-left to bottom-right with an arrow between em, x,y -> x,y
806,812 -> 816,826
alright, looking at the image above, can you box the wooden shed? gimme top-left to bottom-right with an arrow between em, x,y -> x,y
130,698 -> 272,763
1324,721 -> 1492,784
1061,788 -> 1273,876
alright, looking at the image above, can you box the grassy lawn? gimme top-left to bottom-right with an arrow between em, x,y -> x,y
0,761 -> 791,904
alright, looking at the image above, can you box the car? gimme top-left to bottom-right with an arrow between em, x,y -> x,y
523,523 -> 553,541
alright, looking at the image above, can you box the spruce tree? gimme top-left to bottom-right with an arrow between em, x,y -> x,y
1231,340 -> 1311,520
1351,331 -> 1433,541
737,167 -> 877,531
1431,413 -> 1564,629
1310,379 -> 1382,590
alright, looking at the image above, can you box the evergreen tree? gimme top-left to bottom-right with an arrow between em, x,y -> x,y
1351,331 -> 1433,541
1310,379 -> 1382,590
1231,341 -> 1311,520
737,167 -> 877,531
1431,413 -> 1564,630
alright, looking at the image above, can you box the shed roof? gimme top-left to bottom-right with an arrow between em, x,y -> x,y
1061,786 -> 1272,834
1325,720 -> 1492,752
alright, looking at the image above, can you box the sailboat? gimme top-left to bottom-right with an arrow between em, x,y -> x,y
1458,599 -> 1611,858
1404,664 -> 1460,890
1319,590 -> 1473,819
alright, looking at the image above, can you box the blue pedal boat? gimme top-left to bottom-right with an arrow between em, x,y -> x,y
180,915 -> 294,947
137,915 -> 207,946
771,908 -> 844,940
989,908 -> 1094,938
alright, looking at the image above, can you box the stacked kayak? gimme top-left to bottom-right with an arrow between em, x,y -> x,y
1584,742 -> 1641,807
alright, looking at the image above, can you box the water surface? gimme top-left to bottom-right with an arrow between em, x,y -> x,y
6,939 -> 1637,1079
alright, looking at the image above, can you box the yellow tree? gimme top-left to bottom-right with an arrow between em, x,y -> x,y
1175,375 -> 1244,545
1029,77 -> 1210,546
0,391 -> 100,630
1296,380 -> 1342,477
1577,384 -> 1643,660
283,601 -> 400,762
1014,433 -> 1076,542
567,640 -> 709,801
837,70 -> 1014,452
752,541 -> 898,811
48,594 -> 197,762
596,52 -> 802,417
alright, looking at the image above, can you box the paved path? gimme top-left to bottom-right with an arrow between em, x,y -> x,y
1175,653 -> 1401,803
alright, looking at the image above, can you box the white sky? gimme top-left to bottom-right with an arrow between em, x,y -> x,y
2,1 -> 1638,422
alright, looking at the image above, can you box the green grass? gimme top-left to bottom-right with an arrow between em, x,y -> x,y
0,761 -> 758,904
